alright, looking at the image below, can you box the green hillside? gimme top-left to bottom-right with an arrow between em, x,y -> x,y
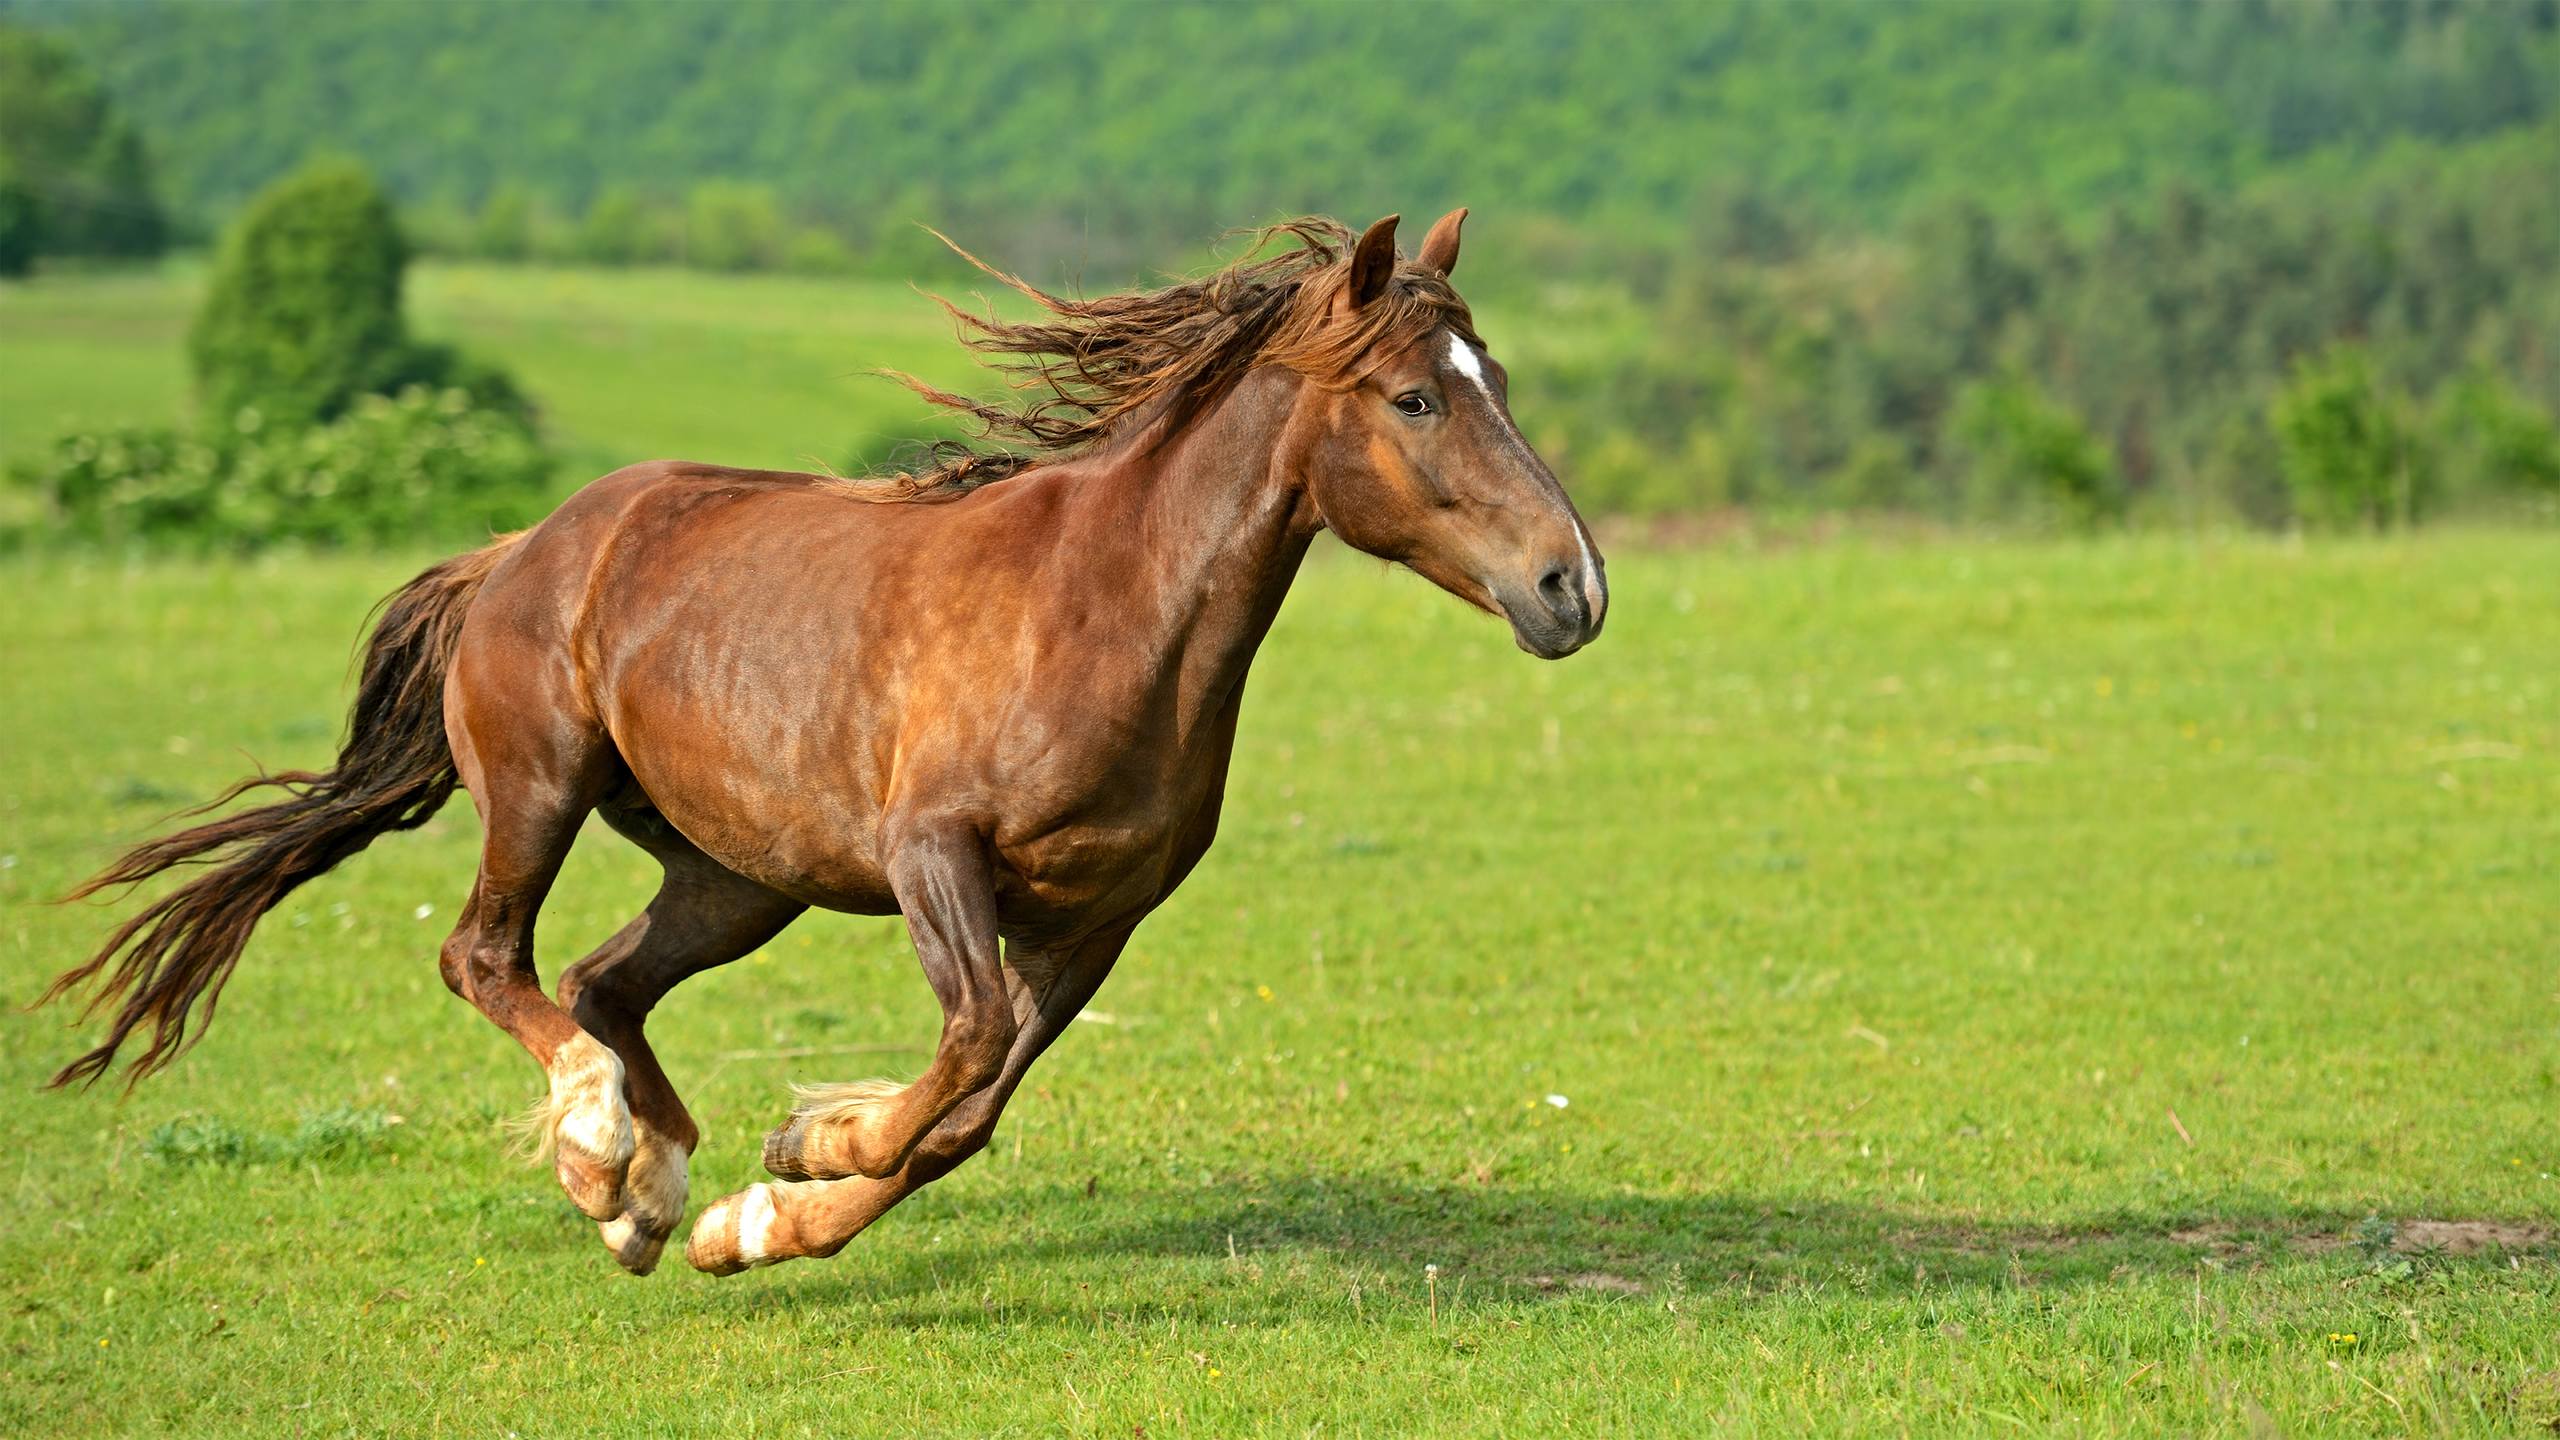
10,0 -> 2558,269
8,1 -> 2559,529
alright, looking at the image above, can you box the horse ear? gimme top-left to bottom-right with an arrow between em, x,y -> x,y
1341,213 -> 1400,312
1418,207 -> 1466,276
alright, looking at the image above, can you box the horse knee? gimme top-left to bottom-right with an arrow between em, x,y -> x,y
946,1009 -> 1016,1092
556,955 -> 621,1023
443,932 -> 529,1006
437,930 -> 475,999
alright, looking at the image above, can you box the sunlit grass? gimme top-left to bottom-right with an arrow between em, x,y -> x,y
1,259 -> 1595,480
0,260 -> 986,476
2,531 -> 2554,1436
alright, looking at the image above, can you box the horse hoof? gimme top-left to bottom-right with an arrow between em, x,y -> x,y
555,1145 -> 626,1221
597,1121 -> 690,1273
600,1212 -> 668,1275
761,1120 -> 816,1182
762,1115 -> 903,1182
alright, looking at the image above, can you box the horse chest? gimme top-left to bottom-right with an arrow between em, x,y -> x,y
992,759 -> 1224,932
1000,795 -> 1191,896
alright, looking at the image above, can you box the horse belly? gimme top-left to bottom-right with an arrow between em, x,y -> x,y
607,705 -> 900,913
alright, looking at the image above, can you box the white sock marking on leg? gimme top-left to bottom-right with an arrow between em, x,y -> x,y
735,1184 -> 778,1264
548,1033 -> 632,1164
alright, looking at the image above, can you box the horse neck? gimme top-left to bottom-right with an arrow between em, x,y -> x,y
1073,367 -> 1316,730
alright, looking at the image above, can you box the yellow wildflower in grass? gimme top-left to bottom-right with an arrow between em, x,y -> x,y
2327,1332 -> 2359,1347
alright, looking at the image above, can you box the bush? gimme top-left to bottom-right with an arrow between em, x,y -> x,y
574,184 -> 653,265
187,159 -> 415,431
5,386 -> 555,551
684,181 -> 785,271
187,158 -> 537,439
379,338 -> 535,430
782,224 -> 857,275
1950,375 -> 2123,527
13,155 -> 552,552
2432,373 -> 2560,501
2269,345 -> 2430,530
472,181 -> 536,262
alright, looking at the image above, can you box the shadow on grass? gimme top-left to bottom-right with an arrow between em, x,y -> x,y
701,1175 -> 2554,1324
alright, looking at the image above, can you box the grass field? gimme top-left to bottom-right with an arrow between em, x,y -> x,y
3,530 -> 2556,1436
0,259 -> 1626,484
0,260 -> 983,479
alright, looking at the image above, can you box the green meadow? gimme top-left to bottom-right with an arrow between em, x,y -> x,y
0,259 -> 1631,481
3,266 -> 2558,1436
0,260 -> 985,478
2,532 -> 2555,1436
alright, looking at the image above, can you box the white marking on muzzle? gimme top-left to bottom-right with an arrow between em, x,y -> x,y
1445,334 -> 1605,626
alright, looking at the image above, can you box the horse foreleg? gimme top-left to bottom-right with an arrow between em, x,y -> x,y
689,929 -> 1126,1274
758,824 -> 1015,1183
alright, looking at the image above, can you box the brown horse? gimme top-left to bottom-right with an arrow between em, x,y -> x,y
43,211 -> 1606,1276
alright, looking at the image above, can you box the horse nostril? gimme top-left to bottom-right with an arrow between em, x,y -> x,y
1534,563 -> 1587,633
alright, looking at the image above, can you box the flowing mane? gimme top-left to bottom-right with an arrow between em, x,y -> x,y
843,217 -> 1479,498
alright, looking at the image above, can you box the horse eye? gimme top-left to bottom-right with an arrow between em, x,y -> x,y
1394,393 -> 1432,417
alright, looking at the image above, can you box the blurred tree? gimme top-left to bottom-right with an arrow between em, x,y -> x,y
2433,372 -> 2560,500
0,165 -> 39,276
472,181 -> 535,261
25,0 -> 2558,269
574,184 -> 650,266
2271,345 -> 2430,531
188,160 -> 413,431
684,181 -> 784,271
0,22 -> 167,261
1952,374 -> 2122,528
187,158 -> 531,432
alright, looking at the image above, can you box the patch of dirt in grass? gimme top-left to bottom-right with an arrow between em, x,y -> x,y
2511,1368 -> 2560,1430
2165,1222 -> 2285,1258
2380,1219 -> 2553,1255
2172,1218 -> 2553,1257
1871,1219 -> 2554,1263
1523,1272 -> 1647,1295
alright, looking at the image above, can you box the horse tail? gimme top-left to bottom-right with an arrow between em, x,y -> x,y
40,534 -> 523,1089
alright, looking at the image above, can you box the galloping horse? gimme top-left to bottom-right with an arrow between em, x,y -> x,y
44,211 -> 1607,1276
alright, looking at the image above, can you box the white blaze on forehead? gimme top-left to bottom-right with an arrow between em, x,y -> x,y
1445,330 -> 1491,386
1443,333 -> 1604,619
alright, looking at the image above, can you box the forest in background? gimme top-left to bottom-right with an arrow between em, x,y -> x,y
5,0 -> 2559,531
14,0 -> 2560,266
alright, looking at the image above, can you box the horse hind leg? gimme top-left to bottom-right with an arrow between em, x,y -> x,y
556,809 -> 804,1274
439,671 -> 635,1221
443,843 -> 634,1220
